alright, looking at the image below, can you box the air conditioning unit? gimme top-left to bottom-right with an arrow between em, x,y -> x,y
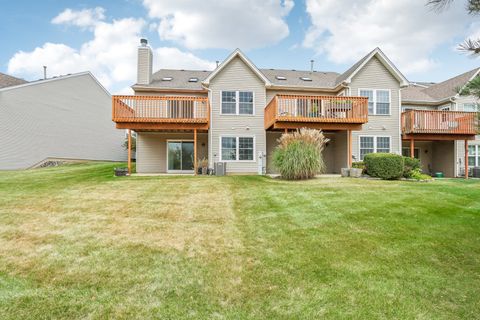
214,162 -> 226,176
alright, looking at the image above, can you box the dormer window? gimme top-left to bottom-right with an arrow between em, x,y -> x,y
275,76 -> 287,80
300,77 -> 312,81
188,77 -> 198,82
162,77 -> 173,81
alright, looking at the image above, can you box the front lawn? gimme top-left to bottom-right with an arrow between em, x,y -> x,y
0,163 -> 479,319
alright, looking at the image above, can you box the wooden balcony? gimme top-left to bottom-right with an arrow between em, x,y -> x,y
401,110 -> 477,140
112,95 -> 209,131
265,95 -> 369,131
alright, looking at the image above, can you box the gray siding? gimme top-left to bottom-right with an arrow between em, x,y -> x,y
136,132 -> 208,173
209,57 -> 266,174
0,73 -> 126,170
348,57 -> 402,161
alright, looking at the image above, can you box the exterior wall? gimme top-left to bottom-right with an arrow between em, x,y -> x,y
265,131 -> 346,174
432,141 -> 455,177
401,141 -> 433,173
0,73 -> 126,170
208,57 -> 266,174
348,56 -> 402,161
265,89 -> 335,105
136,132 -> 208,173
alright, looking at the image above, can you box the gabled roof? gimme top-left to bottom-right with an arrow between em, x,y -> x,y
402,68 -> 480,105
0,72 -> 28,89
0,71 -> 110,96
202,49 -> 271,86
133,69 -> 211,91
335,47 -> 409,87
261,69 -> 340,89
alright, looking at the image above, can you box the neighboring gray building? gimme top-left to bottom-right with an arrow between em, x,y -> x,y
0,72 -> 126,170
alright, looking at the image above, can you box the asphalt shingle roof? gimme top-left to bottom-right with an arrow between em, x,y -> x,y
0,72 -> 28,89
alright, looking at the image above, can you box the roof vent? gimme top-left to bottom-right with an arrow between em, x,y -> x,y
300,77 -> 312,81
162,77 -> 173,81
188,77 -> 198,82
275,76 -> 287,80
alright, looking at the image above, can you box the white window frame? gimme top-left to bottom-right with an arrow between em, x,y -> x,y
219,135 -> 256,162
462,103 -> 479,112
220,90 -> 255,116
358,88 -> 391,115
358,135 -> 391,160
468,145 -> 480,167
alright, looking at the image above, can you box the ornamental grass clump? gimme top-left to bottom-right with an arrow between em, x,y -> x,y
273,128 -> 329,180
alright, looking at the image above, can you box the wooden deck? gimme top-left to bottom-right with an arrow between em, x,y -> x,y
401,110 -> 477,141
112,95 -> 209,131
264,95 -> 369,131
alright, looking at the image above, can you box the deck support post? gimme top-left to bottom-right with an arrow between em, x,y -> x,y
410,138 -> 415,158
127,129 -> 132,175
194,129 -> 198,176
347,130 -> 352,168
284,128 -> 288,134
465,139 -> 469,179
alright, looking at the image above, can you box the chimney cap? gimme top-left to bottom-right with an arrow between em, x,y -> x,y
140,38 -> 148,46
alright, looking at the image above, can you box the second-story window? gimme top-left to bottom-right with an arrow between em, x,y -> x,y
359,89 -> 390,115
221,91 -> 254,115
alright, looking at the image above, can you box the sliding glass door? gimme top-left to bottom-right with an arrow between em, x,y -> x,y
167,141 -> 194,172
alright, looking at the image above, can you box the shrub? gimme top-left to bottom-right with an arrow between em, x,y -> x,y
364,153 -> 404,180
403,156 -> 421,178
273,128 -> 329,180
410,168 -> 433,181
352,161 -> 365,172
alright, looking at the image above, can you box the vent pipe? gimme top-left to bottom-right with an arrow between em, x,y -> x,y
43,66 -> 47,80
310,60 -> 314,73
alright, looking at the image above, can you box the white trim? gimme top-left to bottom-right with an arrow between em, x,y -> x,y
202,49 -> 271,86
219,90 -> 255,116
344,48 -> 409,87
0,71 -> 111,96
358,135 -> 392,160
358,88 -> 392,116
219,135 -> 256,162
166,139 -> 195,173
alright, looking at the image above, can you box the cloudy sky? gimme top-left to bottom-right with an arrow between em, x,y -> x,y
1,0 -> 479,94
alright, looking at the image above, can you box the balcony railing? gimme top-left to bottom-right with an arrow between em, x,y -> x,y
112,95 -> 209,124
401,110 -> 477,135
265,95 -> 369,129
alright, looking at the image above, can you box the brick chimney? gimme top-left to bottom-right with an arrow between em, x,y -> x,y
137,38 -> 152,85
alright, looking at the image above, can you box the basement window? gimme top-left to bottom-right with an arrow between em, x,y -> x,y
300,77 -> 312,81
188,77 -> 198,82
162,77 -> 173,81
275,76 -> 287,80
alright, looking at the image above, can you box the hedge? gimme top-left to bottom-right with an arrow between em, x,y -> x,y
364,153 -> 404,180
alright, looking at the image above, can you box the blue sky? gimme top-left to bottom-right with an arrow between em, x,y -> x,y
1,0 -> 479,93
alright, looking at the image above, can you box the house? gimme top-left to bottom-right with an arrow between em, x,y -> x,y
402,69 -> 480,177
112,39 -> 477,177
0,72 -> 127,170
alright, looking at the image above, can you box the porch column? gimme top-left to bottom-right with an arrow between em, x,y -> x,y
465,139 -> 469,179
410,138 -> 415,158
347,130 -> 352,168
127,129 -> 132,175
194,129 -> 198,176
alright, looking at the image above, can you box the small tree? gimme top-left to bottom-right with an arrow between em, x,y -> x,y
122,135 -> 136,152
273,128 -> 329,180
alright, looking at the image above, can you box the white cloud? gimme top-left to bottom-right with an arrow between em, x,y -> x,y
51,7 -> 105,28
8,8 -> 215,94
142,0 -> 294,50
303,0 -> 476,75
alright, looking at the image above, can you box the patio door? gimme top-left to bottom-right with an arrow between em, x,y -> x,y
167,141 -> 194,173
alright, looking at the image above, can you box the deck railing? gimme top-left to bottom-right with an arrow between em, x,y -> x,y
112,95 -> 209,123
265,95 -> 369,128
401,110 -> 477,135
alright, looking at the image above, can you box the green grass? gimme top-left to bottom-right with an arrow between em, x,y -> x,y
0,162 -> 479,319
